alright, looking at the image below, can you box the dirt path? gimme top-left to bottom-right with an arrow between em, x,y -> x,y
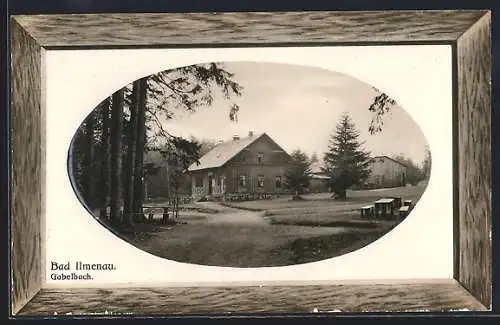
126,201 -> 393,267
193,202 -> 269,226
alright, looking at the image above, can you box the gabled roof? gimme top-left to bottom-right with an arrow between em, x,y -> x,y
370,155 -> 408,168
188,133 -> 281,172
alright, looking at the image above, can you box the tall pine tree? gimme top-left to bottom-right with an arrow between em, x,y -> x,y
323,113 -> 371,199
110,89 -> 125,227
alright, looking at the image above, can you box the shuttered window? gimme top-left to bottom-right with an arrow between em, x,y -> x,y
257,152 -> 264,164
275,176 -> 282,188
257,175 -> 264,187
239,175 -> 247,187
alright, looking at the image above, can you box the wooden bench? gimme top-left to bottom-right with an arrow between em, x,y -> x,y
360,205 -> 374,218
399,205 -> 410,218
142,206 -> 171,223
403,200 -> 413,208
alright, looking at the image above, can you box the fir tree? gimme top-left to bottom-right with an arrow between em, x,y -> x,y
323,113 -> 371,199
284,149 -> 312,200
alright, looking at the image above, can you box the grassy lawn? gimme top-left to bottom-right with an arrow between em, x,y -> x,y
118,184 -> 426,267
224,184 -> 426,226
272,223 -> 398,265
124,222 -> 397,267
225,185 -> 425,211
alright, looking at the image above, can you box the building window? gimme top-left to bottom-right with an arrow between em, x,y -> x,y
195,176 -> 203,187
220,176 -> 225,192
275,176 -> 282,188
257,175 -> 264,188
257,152 -> 264,164
239,175 -> 247,187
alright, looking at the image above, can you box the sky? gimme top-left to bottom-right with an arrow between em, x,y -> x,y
158,61 -> 429,165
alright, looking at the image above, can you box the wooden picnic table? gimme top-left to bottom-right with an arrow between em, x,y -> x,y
374,198 -> 395,216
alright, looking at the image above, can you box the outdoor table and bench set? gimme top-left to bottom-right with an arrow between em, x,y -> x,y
360,197 -> 413,219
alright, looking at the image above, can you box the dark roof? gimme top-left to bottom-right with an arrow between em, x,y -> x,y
370,155 -> 408,168
187,133 -> 289,172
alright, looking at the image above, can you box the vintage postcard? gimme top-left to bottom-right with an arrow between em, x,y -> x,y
10,11 -> 492,316
45,45 -> 450,287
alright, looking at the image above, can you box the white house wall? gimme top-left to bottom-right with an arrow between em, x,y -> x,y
366,157 -> 407,188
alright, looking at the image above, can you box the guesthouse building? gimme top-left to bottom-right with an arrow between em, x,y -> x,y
186,132 -> 294,200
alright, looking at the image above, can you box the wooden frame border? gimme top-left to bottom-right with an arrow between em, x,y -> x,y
9,11 -> 492,316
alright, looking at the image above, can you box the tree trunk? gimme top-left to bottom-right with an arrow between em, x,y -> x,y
292,189 -> 302,200
99,97 -> 111,220
174,188 -> 179,219
132,77 -> 148,220
83,115 -> 95,209
123,81 -> 140,228
166,162 -> 171,199
110,88 -> 124,227
334,189 -> 347,200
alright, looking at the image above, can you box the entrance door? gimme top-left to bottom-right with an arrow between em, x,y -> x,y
208,176 -> 213,195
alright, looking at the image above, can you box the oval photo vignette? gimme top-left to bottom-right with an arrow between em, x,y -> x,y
67,61 -> 432,268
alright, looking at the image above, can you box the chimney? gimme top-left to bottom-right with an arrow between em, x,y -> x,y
233,135 -> 240,141
248,131 -> 254,137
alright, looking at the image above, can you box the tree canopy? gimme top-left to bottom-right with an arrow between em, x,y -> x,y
284,149 -> 313,200
368,87 -> 397,135
391,154 -> 425,186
